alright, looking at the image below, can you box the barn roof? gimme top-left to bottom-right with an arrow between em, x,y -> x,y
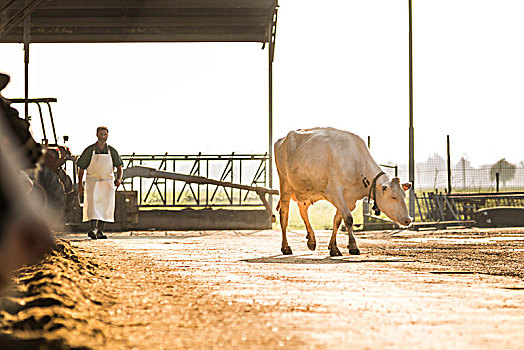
0,0 -> 278,43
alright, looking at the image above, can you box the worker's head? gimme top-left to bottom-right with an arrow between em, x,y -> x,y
96,126 -> 108,143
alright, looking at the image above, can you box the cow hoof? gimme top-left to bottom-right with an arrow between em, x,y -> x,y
349,248 -> 360,255
307,241 -> 316,251
330,248 -> 342,257
281,246 -> 293,255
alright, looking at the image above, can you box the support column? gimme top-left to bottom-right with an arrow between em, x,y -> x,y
268,43 -> 273,212
268,8 -> 278,214
447,135 -> 451,193
23,1 -> 30,120
408,0 -> 415,218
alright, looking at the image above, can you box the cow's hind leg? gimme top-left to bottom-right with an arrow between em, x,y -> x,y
278,196 -> 293,255
298,200 -> 316,251
328,210 -> 343,256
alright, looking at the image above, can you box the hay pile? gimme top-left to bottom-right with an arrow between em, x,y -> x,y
0,240 -> 119,349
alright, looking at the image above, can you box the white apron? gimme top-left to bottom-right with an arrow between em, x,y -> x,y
83,148 -> 115,222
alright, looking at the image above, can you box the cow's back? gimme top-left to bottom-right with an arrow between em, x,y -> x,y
275,127 -> 373,201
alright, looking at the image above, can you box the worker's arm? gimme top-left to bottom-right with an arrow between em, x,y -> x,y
77,167 -> 85,193
114,165 -> 123,188
76,146 -> 92,194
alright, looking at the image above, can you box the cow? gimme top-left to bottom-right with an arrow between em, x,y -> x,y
0,74 -> 42,168
0,72 -> 54,288
274,127 -> 412,256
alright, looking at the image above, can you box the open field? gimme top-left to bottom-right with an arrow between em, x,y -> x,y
125,193 -> 364,230
1,227 -> 523,349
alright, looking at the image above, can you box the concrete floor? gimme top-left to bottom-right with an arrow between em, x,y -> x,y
56,228 -> 524,349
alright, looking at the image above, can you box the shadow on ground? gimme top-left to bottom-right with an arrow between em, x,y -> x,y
242,254 -> 414,264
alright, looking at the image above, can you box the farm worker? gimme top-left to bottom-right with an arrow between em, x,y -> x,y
77,126 -> 123,239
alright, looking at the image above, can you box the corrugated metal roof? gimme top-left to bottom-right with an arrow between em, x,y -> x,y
0,0 -> 278,43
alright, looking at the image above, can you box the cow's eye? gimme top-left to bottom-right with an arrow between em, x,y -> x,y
392,196 -> 397,200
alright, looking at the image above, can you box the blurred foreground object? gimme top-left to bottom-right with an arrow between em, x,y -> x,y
8,96 -> 80,226
0,72 -> 55,288
0,217 -> 54,286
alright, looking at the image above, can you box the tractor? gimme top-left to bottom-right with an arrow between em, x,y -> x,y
8,97 -> 81,225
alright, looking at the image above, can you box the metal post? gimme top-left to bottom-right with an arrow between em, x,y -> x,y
496,173 -> 499,192
268,8 -> 278,215
23,3 -> 30,120
268,53 -> 273,211
408,0 -> 415,218
364,133 -> 371,225
447,135 -> 451,193
268,35 -> 274,213
461,157 -> 466,189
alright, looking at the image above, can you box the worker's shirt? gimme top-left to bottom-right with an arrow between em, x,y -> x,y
77,143 -> 123,170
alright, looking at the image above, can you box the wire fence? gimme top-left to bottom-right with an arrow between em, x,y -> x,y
365,132 -> 524,193
365,156 -> 524,226
375,157 -> 524,194
366,135 -> 524,225
415,155 -> 524,193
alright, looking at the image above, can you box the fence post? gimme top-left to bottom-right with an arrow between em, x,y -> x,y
447,135 -> 451,193
496,172 -> 500,192
364,133 -> 370,227
408,0 -> 415,220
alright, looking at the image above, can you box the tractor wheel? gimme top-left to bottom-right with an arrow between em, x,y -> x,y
29,166 -> 65,214
56,168 -> 80,223
56,168 -> 73,193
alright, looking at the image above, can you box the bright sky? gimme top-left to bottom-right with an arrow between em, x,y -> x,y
2,0 -> 524,170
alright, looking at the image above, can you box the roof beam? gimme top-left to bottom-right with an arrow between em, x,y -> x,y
0,0 -> 46,38
8,0 -> 276,10
29,16 -> 269,27
0,33 -> 269,43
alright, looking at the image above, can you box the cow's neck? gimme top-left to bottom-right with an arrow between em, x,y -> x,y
358,163 -> 388,200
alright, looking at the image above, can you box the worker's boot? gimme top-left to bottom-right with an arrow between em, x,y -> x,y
88,220 -> 97,239
96,221 -> 107,239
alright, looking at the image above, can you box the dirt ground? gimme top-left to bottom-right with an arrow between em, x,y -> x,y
1,227 -> 524,349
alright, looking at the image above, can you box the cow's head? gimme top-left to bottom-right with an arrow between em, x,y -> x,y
376,177 -> 412,226
0,73 -> 42,169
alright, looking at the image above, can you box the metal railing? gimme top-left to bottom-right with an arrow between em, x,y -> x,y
415,191 -> 524,223
120,153 -> 270,207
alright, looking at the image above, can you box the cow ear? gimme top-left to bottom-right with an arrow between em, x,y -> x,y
401,182 -> 412,191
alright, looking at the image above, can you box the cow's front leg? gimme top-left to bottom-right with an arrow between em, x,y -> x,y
344,214 -> 360,255
328,210 -> 343,256
298,201 -> 316,251
278,197 -> 293,255
327,190 -> 360,255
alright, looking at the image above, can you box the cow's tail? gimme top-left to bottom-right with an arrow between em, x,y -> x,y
276,200 -> 281,212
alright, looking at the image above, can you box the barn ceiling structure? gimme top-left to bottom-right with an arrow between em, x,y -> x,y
0,0 -> 279,202
0,0 -> 278,43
